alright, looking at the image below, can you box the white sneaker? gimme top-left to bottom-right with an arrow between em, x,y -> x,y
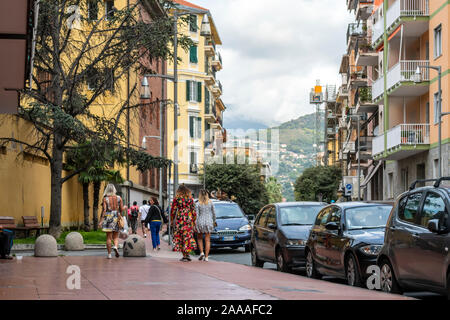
204,257 -> 209,262
107,253 -> 112,259
144,234 -> 147,238
112,246 -> 120,258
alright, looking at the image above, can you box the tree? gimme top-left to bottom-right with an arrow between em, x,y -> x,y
201,162 -> 269,216
0,0 -> 186,237
265,177 -> 283,204
294,166 -> 342,203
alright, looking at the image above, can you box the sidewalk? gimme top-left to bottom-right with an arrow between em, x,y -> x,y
0,227 -> 413,300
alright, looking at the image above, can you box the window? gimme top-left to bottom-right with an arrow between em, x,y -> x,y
256,207 -> 270,227
104,68 -> 114,92
88,1 -> 98,21
189,45 -> 198,63
346,206 -> 392,229
205,88 -> 210,113
279,205 -> 324,225
388,172 -> 394,199
265,207 -> 277,227
86,68 -> 98,90
434,92 -> 441,124
433,159 -> 439,178
315,208 -> 331,226
398,192 -> 423,224
434,25 -> 442,58
186,80 -> 202,102
328,207 -> 341,223
189,151 -> 198,173
401,168 -> 408,191
420,192 -> 447,228
189,116 -> 202,139
189,14 -> 198,32
105,1 -> 114,20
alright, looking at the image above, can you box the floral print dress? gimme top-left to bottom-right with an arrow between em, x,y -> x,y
170,196 -> 197,254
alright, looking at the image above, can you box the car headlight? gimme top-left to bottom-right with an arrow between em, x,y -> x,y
286,239 -> 306,246
359,245 -> 382,256
239,224 -> 252,231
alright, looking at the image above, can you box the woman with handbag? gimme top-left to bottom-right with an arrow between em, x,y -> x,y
195,189 -> 216,262
145,197 -> 164,251
98,183 -> 124,259
170,184 -> 197,262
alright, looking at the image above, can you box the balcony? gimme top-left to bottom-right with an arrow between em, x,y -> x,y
204,105 -> 216,123
355,40 -> 378,66
347,23 -> 366,48
356,1 -> 374,21
372,123 -> 430,160
372,60 -> 429,102
372,0 -> 429,47
211,52 -> 222,71
343,141 -> 356,154
211,80 -> 222,97
347,65 -> 368,90
205,39 -> 216,57
355,87 -> 378,114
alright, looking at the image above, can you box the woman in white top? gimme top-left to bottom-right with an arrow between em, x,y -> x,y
195,190 -> 216,261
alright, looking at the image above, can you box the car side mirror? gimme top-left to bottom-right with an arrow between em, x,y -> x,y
267,223 -> 277,230
325,222 -> 340,231
427,219 -> 440,233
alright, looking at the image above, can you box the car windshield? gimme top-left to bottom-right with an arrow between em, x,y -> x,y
345,206 -> 392,230
214,204 -> 244,219
280,205 -> 324,225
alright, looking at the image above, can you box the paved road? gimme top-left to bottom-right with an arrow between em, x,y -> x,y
208,247 -> 446,300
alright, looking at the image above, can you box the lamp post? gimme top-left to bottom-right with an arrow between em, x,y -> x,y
414,65 -> 450,178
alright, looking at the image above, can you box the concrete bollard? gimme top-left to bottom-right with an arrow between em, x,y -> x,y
34,234 -> 58,257
64,232 -> 85,251
123,235 -> 146,257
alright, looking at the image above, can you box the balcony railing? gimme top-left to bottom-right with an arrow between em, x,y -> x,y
372,0 -> 429,45
372,60 -> 429,101
347,23 -> 365,45
372,123 -> 430,156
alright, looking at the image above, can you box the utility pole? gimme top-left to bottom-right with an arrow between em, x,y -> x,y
173,10 -> 179,200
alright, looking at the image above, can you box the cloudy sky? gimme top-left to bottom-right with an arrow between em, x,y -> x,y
193,0 -> 354,128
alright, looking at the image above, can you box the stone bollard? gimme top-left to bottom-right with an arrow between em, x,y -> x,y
34,234 -> 58,257
64,232 -> 85,251
123,235 -> 146,257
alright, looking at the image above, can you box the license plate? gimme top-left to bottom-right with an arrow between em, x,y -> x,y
223,236 -> 235,241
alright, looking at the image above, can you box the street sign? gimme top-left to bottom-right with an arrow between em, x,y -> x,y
345,183 -> 352,196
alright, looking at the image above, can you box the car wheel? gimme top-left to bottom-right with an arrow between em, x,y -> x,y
305,250 -> 321,279
276,249 -> 291,273
345,254 -> 362,287
251,245 -> 264,268
244,244 -> 251,253
379,258 -> 402,294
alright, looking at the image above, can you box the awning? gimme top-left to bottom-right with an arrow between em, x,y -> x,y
361,161 -> 382,188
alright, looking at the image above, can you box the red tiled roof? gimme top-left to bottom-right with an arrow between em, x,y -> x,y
172,0 -> 207,11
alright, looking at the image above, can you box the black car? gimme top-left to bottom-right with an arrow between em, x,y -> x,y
206,200 -> 252,251
305,202 -> 392,287
377,178 -> 450,298
250,202 -> 326,272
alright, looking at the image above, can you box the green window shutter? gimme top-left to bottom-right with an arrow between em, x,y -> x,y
186,80 -> 190,101
190,46 -> 198,63
205,88 -> 210,113
189,116 -> 194,138
197,117 -> 202,139
189,15 -> 197,32
197,82 -> 202,102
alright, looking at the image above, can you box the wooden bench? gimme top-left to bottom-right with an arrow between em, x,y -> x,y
0,216 -> 29,236
22,216 -> 48,237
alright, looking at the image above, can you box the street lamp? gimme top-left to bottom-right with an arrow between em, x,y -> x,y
140,76 -> 150,99
414,65 -> 450,178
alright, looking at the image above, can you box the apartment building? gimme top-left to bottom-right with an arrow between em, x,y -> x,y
335,0 -> 450,201
166,0 -> 226,197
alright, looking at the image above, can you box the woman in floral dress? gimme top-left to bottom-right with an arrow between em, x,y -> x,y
170,184 -> 197,261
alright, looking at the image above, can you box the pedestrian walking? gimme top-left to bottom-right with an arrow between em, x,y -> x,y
170,184 -> 197,262
0,225 -> 14,260
98,183 -> 124,259
145,197 -> 163,251
129,201 -> 139,234
139,200 -> 150,238
195,189 -> 216,262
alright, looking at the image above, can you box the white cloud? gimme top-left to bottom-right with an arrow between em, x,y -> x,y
193,0 -> 354,127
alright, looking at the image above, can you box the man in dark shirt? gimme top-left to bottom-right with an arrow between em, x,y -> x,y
0,225 -> 14,259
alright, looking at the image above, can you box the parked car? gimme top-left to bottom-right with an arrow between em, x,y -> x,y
197,200 -> 252,252
377,177 -> 450,298
305,202 -> 393,287
250,202 -> 327,272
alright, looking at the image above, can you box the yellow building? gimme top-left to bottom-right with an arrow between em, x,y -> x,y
166,0 -> 225,197
0,0 -> 167,229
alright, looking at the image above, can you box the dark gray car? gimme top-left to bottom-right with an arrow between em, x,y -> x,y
250,202 -> 326,272
377,177 -> 450,298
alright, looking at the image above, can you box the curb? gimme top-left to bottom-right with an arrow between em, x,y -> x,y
12,243 -> 123,251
